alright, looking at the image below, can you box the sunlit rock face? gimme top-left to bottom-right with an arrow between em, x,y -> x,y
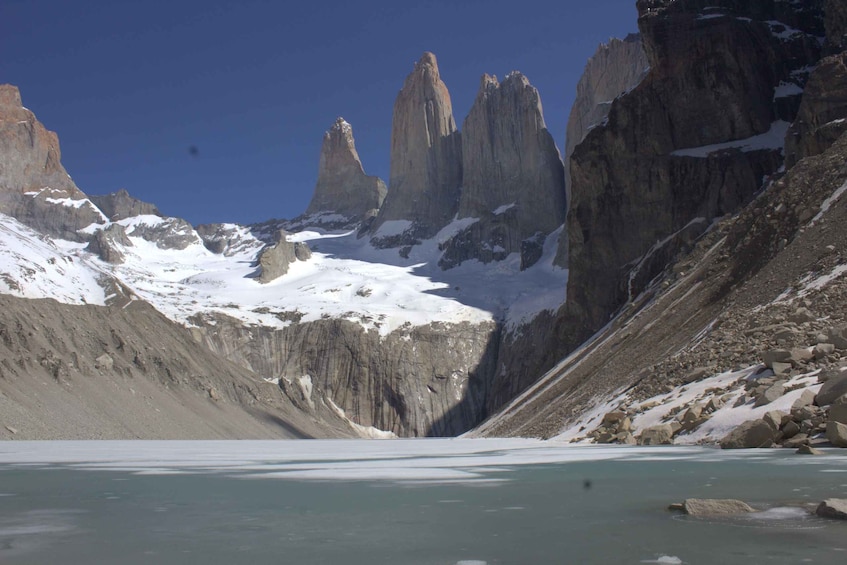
439,72 -> 566,271
306,117 -> 386,222
370,52 -> 463,246
0,84 -> 104,240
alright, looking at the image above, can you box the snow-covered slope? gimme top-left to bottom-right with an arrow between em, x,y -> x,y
0,211 -> 567,338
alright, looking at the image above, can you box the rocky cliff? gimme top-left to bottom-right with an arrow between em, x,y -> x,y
305,118 -> 386,224
0,84 -> 104,240
562,0 -> 824,346
190,313 -> 499,437
564,34 -> 649,167
370,53 -> 463,245
439,73 -> 566,270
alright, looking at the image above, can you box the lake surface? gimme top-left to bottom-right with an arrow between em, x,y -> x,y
1,440 -> 846,564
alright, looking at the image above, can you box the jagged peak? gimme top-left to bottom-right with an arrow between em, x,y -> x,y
0,84 -> 22,107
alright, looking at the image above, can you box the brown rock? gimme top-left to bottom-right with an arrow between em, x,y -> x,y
682,498 -> 755,516
816,499 -> 847,519
371,53 -> 462,242
720,419 -> 777,449
826,421 -> 847,447
306,118 -> 386,222
816,371 -> 847,406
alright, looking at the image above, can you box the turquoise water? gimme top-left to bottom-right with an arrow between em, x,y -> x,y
1,441 -> 846,564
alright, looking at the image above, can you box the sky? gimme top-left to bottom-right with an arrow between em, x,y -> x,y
1,0 -> 639,226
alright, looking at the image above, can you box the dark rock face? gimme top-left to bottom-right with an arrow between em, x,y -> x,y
826,0 -> 847,52
563,0 -> 824,346
125,217 -> 200,250
305,118 -> 386,222
0,84 -> 104,240
370,53 -> 463,244
565,34 -> 650,170
191,314 -> 499,437
785,52 -> 847,167
90,189 -> 160,221
439,73 -> 566,270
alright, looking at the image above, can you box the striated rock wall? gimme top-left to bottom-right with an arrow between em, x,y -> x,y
0,84 -> 103,240
370,53 -> 462,244
191,314 -> 499,437
305,117 -> 386,222
439,73 -> 566,270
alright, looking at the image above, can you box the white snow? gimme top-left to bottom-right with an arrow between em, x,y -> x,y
493,202 -> 516,215
0,211 -> 568,338
0,214 -> 106,305
671,121 -> 790,158
372,219 -> 413,239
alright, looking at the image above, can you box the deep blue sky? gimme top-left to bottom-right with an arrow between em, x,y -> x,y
2,0 -> 639,225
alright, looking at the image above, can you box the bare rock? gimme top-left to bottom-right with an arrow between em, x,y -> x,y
257,231 -> 312,283
829,402 -> 847,425
305,118 -> 386,222
638,423 -> 675,445
814,343 -> 836,360
796,445 -> 824,455
816,371 -> 847,406
826,421 -> 847,447
762,349 -> 792,368
816,499 -> 847,520
89,189 -> 160,221
682,498 -> 755,516
85,224 -> 132,264
441,72 -> 566,270
754,384 -> 786,407
792,389 -> 817,411
94,353 -> 114,372
370,53 -> 462,243
720,419 -> 777,449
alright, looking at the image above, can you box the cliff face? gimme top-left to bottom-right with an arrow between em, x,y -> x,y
305,118 -> 386,223
564,34 -> 650,167
370,53 -> 463,245
191,314 -> 499,437
563,0 -> 824,345
90,189 -> 160,221
0,85 -> 104,240
439,73 -> 566,270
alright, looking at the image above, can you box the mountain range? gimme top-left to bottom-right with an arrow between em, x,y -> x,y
2,0 -> 847,449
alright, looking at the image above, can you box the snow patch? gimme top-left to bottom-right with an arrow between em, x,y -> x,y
672,121 -> 790,157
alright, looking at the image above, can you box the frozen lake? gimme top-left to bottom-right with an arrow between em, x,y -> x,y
1,440 -> 846,564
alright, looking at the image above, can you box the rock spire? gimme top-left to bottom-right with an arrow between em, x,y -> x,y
306,117 -> 386,221
370,52 -> 462,243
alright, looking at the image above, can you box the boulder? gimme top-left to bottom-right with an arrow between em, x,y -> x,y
638,423 -> 675,445
816,499 -> 847,520
826,421 -> 847,447
762,349 -> 791,368
815,372 -> 847,406
94,353 -> 114,372
682,498 -> 755,516
720,420 -> 777,449
825,326 -> 847,350
796,445 -> 824,455
828,402 -> 847,425
754,384 -> 785,407
792,389 -> 817,411
814,343 -> 836,360
763,410 -> 789,430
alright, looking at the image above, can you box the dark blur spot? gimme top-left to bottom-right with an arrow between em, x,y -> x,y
583,479 -> 592,490
188,145 -> 199,157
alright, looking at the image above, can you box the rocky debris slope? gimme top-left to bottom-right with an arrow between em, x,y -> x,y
0,293 -> 354,440
439,73 -> 566,270
0,85 -> 104,240
89,189 -> 160,221
370,52 -> 463,245
304,118 -> 386,226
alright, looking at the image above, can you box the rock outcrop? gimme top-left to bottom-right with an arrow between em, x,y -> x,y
439,73 -> 566,269
0,84 -> 104,240
305,118 -> 386,223
370,53 -> 462,245
256,230 -> 312,283
826,0 -> 847,52
90,189 -> 160,221
85,223 -> 132,264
